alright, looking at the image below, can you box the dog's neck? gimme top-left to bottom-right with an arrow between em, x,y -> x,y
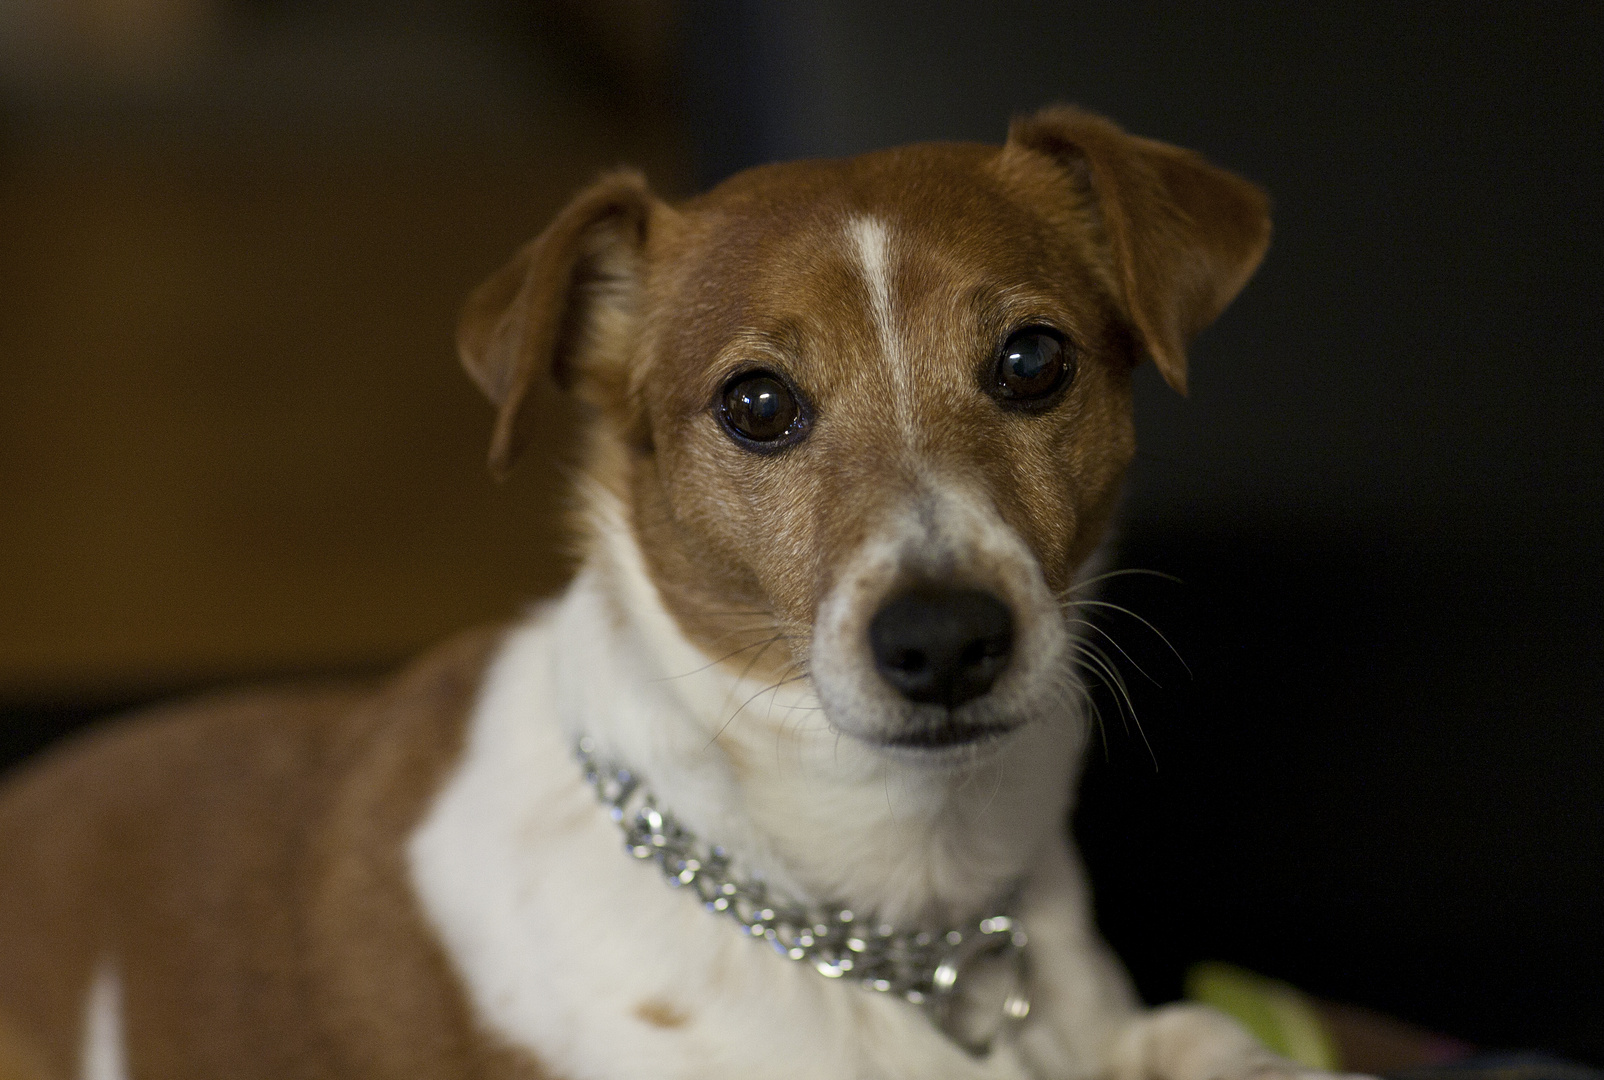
544,493 -> 1086,928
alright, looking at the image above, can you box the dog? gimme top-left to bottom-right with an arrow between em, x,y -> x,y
0,106 -> 1335,1080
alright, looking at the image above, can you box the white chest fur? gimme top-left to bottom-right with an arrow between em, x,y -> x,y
408,615 -> 1045,1077
406,514 -> 1138,1079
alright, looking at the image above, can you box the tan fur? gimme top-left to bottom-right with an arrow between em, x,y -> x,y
0,1012 -> 54,1080
632,1000 -> 691,1030
0,629 -> 553,1079
456,170 -> 656,478
1005,107 -> 1272,395
461,107 -> 1268,686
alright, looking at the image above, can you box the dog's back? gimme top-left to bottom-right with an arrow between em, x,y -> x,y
0,629 -> 510,1080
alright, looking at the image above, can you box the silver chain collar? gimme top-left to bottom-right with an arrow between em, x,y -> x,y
576,736 -> 1032,1054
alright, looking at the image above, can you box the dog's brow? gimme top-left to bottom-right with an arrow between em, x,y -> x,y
845,215 -> 914,434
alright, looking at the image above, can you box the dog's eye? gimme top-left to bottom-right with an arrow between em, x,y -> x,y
991,327 -> 1073,406
719,371 -> 805,448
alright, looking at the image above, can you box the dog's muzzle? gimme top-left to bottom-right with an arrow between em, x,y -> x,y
865,586 -> 1020,748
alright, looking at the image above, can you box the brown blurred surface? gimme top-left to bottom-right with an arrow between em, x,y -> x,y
0,7 -> 686,702
1318,999 -> 1475,1076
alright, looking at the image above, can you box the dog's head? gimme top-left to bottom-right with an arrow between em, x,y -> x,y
459,107 -> 1268,764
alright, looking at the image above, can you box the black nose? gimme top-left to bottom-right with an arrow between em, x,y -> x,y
868,587 -> 1014,707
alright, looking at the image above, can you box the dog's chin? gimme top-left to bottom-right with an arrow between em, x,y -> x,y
870,717 -> 1024,768
822,698 -> 1028,769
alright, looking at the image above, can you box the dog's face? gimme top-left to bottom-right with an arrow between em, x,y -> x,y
459,108 -> 1269,762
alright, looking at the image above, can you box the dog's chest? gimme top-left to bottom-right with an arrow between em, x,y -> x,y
405,613 -> 1039,1080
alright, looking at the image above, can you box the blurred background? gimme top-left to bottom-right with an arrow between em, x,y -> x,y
1,0 -> 1599,1065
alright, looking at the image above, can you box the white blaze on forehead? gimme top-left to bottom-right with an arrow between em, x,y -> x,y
846,215 -> 915,431
79,960 -> 128,1080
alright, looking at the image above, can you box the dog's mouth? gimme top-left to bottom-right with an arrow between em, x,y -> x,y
875,717 -> 1020,752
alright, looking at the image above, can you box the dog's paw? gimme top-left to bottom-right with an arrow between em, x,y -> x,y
1107,1004 -> 1377,1080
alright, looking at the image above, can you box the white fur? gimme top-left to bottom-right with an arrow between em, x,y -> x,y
848,215 -> 917,441
79,960 -> 127,1080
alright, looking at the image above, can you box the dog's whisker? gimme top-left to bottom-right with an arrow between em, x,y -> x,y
697,618 -> 791,634
764,661 -> 812,770
759,671 -> 817,716
675,605 -> 776,619
1071,642 -> 1135,731
657,632 -> 787,683
1067,674 -> 1112,761
704,638 -> 791,748
1072,640 -> 1158,770
1064,598 -> 1192,678
1076,671 -> 1125,764
1073,638 -> 1136,710
1057,567 -> 1183,596
763,664 -> 814,776
709,644 -> 806,747
1090,699 -> 1112,760
1067,618 -> 1163,688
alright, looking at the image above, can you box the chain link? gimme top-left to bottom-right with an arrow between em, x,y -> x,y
576,736 -> 1030,1039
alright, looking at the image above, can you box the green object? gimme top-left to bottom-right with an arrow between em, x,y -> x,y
1185,962 -> 1341,1071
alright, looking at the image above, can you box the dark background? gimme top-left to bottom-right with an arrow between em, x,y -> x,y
3,0 -> 1600,1063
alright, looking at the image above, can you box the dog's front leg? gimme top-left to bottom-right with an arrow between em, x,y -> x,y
1011,838 -> 1143,1079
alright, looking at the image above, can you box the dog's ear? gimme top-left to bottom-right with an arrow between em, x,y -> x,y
1006,106 -> 1271,395
458,170 -> 659,477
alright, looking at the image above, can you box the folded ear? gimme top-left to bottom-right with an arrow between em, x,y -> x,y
1006,106 -> 1271,395
457,170 -> 658,477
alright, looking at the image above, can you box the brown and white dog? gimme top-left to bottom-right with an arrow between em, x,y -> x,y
0,107 -> 1333,1080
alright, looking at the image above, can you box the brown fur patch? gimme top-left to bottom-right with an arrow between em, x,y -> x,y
633,1000 -> 690,1029
0,628 -> 557,1079
624,144 -> 1143,678
1006,106 -> 1272,394
0,1011 -> 55,1080
458,109 -> 1269,692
